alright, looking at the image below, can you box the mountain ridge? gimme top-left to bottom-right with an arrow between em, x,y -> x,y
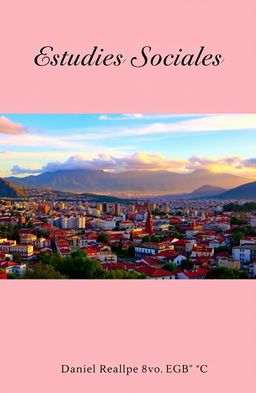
6,168 -> 249,196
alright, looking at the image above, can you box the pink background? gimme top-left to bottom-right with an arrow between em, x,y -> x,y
0,1 -> 255,393
0,0 -> 256,113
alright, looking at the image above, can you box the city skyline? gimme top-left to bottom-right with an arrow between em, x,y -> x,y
0,114 -> 256,179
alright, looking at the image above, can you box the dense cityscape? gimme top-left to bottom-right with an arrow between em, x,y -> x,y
0,196 -> 256,279
1,114 -> 256,279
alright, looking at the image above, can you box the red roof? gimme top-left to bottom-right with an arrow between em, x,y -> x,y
215,252 -> 231,258
0,261 -> 19,268
192,246 -> 213,252
181,268 -> 208,278
101,262 -> 131,271
134,266 -> 173,277
80,246 -> 101,255
157,250 -> 178,259
59,247 -> 71,253
142,257 -> 163,266
173,239 -> 189,246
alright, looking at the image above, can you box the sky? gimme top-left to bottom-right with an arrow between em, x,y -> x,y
0,113 -> 256,179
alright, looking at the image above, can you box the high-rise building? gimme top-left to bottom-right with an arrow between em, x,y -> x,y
162,203 -> 170,213
145,210 -> 154,234
149,202 -> 157,212
97,203 -> 103,212
114,203 -> 121,216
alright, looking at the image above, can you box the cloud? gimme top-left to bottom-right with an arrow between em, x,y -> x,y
119,114 -> 256,136
10,152 -> 256,178
242,158 -> 256,168
187,155 -> 242,168
40,153 -> 184,172
10,153 -> 186,174
98,114 -> 197,121
2,115 -> 256,151
11,165 -> 40,175
0,116 -> 28,135
99,114 -> 144,120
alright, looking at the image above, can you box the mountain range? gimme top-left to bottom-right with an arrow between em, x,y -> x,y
6,168 -> 249,196
0,169 -> 255,200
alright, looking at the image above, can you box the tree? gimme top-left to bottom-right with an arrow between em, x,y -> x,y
10,229 -> 20,243
128,245 -> 135,257
141,235 -> 160,243
7,273 -> 21,279
24,264 -> 67,279
117,239 -> 123,253
214,246 -> 232,255
232,231 -> 244,245
163,262 -> 177,272
150,235 -> 160,243
105,270 -> 146,279
169,231 -> 183,239
224,202 -> 256,212
13,253 -> 22,263
26,250 -> 145,279
206,267 -> 248,279
97,233 -> 109,244
26,220 -> 35,228
180,259 -> 193,270
230,217 -> 248,226
51,251 -> 106,279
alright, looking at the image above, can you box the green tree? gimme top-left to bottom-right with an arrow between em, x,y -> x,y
141,235 -> 160,243
206,267 -> 248,279
128,245 -> 135,257
232,231 -> 244,245
117,239 -> 123,253
180,259 -> 193,270
13,253 -> 22,263
26,220 -> 35,228
150,235 -> 160,243
24,264 -> 67,279
230,217 -> 248,226
97,233 -> 109,243
214,246 -> 232,255
141,235 -> 150,243
105,270 -> 146,279
168,231 -> 183,239
52,251 -> 106,279
163,262 -> 177,272
7,273 -> 21,279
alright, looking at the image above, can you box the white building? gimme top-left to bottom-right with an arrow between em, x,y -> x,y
91,219 -> 116,230
232,245 -> 256,263
95,252 -> 117,263
5,264 -> 27,275
135,243 -> 174,258
60,216 -> 86,229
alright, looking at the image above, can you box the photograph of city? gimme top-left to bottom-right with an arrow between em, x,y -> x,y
0,113 -> 256,279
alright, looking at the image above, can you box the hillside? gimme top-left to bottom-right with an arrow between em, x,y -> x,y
216,181 -> 256,200
189,185 -> 226,197
0,178 -> 27,198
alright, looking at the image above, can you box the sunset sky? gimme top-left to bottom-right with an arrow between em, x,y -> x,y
1,114 -> 256,179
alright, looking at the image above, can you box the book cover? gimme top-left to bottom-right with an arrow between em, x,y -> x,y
0,1 -> 255,393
